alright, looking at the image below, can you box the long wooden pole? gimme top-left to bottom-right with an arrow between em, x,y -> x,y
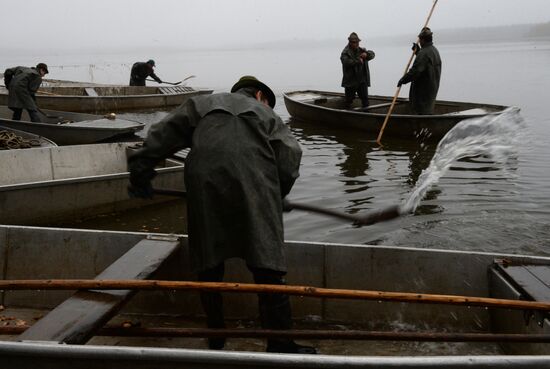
376,0 -> 439,145
0,325 -> 548,342
1,279 -> 549,311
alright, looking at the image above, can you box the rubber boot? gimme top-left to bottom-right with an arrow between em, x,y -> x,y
200,289 -> 226,349
198,264 -> 226,350
254,269 -> 317,354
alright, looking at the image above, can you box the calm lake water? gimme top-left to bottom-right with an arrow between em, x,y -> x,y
27,39 -> 550,256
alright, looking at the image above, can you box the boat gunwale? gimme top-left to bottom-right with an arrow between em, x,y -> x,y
1,224 -> 549,265
0,340 -> 549,367
0,117 -> 144,133
35,88 -> 215,99
0,164 -> 183,192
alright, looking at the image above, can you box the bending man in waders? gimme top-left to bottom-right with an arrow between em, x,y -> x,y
127,76 -> 316,354
3,63 -> 48,122
129,59 -> 163,86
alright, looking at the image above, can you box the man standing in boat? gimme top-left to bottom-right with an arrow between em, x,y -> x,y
398,27 -> 442,115
127,76 -> 316,355
129,59 -> 163,86
340,32 -> 375,109
3,63 -> 48,122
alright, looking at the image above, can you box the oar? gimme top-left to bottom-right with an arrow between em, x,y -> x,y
147,75 -> 196,86
147,79 -> 181,85
152,188 -> 402,227
283,199 -> 401,226
376,0 -> 439,145
2,279 -> 550,311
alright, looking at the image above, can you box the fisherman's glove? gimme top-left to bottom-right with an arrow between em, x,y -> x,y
128,177 -> 154,199
411,42 -> 420,54
282,198 -> 294,212
366,50 -> 375,60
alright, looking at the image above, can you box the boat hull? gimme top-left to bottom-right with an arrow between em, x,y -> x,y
0,143 -> 184,225
0,106 -> 144,145
284,90 -> 510,140
0,85 -> 214,114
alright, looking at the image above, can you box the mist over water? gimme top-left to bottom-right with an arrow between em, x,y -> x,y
402,108 -> 525,213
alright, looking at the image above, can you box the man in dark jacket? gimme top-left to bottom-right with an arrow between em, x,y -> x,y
129,59 -> 163,86
127,76 -> 316,354
340,32 -> 375,109
4,63 -> 48,122
398,27 -> 442,115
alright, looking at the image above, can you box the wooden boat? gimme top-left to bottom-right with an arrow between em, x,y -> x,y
0,142 -> 184,225
0,81 -> 214,114
0,225 -> 548,368
0,105 -> 144,145
0,124 -> 57,148
284,90 -> 511,140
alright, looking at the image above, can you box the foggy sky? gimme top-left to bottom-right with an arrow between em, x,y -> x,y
2,0 -> 549,51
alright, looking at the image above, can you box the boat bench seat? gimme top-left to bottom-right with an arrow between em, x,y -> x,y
353,101 -> 404,112
84,87 -> 99,97
18,235 -> 180,344
493,260 -> 550,302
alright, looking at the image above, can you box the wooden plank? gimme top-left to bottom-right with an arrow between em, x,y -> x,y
353,102 -> 403,112
18,236 -> 179,344
525,265 -> 550,287
84,87 -> 99,97
495,263 -> 550,302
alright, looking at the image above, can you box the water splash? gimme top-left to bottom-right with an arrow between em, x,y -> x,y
401,107 -> 525,213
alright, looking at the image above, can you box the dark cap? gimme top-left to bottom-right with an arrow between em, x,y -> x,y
147,59 -> 155,66
231,75 -> 276,108
36,63 -> 49,74
348,32 -> 361,42
418,27 -> 433,39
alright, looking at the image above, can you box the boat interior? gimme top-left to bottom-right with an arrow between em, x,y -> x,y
287,91 -> 507,116
0,226 -> 548,356
0,125 -> 56,148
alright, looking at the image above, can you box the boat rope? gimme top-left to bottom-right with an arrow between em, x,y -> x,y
0,130 -> 41,150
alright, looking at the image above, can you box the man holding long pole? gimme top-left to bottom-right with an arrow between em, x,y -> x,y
376,0 -> 439,144
398,27 -> 442,115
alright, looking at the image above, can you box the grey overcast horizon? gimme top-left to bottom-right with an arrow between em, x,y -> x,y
1,0 -> 549,52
